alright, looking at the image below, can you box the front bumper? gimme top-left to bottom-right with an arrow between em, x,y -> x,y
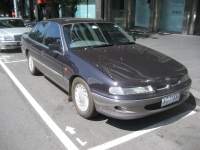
92,85 -> 191,120
0,41 -> 21,50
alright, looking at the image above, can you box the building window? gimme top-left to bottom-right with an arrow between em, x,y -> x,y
75,0 -> 96,18
113,0 -> 125,28
161,0 -> 186,33
135,0 -> 150,28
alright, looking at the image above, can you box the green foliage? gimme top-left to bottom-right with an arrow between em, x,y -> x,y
51,0 -> 84,17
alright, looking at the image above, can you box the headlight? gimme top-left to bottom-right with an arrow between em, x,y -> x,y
3,35 -> 14,41
109,85 -> 154,95
181,74 -> 190,83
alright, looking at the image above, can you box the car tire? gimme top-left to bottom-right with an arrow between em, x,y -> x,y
28,52 -> 40,75
72,77 -> 98,119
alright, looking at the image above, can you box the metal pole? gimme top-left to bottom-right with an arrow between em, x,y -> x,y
13,0 -> 18,18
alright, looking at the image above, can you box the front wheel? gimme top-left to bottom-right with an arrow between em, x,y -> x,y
27,52 -> 40,75
72,77 -> 98,119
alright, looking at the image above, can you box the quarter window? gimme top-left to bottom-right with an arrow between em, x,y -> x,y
44,23 -> 61,46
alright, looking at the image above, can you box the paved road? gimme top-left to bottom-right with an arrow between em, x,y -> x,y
0,49 -> 200,150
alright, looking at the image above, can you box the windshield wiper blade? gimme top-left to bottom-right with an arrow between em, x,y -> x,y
120,42 -> 135,45
90,43 -> 114,48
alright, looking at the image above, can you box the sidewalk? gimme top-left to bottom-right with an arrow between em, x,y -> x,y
134,33 -> 200,101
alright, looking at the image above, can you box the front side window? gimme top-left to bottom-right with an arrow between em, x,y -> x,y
34,22 -> 49,43
29,24 -> 39,39
44,23 -> 61,46
0,19 -> 28,28
63,23 -> 134,50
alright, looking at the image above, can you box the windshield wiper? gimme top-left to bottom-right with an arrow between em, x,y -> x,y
120,42 -> 135,45
88,43 -> 114,48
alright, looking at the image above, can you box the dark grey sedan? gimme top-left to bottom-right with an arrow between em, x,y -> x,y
21,18 -> 191,120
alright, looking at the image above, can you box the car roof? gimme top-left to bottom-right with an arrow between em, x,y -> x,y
42,18 -> 111,25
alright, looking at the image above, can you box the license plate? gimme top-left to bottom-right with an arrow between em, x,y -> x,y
161,93 -> 180,107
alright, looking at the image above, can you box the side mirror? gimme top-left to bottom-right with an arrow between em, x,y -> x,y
49,44 -> 62,53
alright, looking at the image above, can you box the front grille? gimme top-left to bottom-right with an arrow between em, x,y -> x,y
156,80 -> 181,91
14,35 -> 22,41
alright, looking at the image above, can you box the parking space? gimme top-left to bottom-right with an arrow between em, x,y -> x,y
1,52 -> 200,150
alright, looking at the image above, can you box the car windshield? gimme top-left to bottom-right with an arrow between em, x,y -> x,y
63,23 -> 135,50
0,19 -> 28,28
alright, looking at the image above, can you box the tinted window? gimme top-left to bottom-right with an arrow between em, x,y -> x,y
28,24 -> 39,39
44,23 -> 61,46
34,22 -> 49,43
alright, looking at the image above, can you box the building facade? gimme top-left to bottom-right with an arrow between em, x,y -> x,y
75,0 -> 200,35
96,0 -> 200,35
20,0 -> 200,35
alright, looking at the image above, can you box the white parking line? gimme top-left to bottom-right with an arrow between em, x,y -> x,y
0,60 -> 79,150
88,110 -> 196,150
4,59 -> 27,63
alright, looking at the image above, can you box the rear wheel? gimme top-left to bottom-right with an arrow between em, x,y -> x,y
27,52 -> 40,75
72,77 -> 98,119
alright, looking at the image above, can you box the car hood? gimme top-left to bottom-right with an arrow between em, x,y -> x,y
72,44 -> 187,84
0,27 -> 31,36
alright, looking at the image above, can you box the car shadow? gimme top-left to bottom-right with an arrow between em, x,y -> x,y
0,48 -> 22,54
91,94 -> 197,131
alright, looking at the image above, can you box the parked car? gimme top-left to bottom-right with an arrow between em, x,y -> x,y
0,17 -> 32,52
21,18 -> 191,120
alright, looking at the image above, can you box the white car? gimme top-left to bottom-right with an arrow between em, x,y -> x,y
0,17 -> 32,52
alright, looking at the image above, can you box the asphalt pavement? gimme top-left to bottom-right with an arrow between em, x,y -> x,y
133,32 -> 200,105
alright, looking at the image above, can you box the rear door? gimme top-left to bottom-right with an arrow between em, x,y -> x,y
41,22 -> 65,88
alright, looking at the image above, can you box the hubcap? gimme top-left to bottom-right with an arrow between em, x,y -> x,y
75,83 -> 89,111
28,55 -> 34,71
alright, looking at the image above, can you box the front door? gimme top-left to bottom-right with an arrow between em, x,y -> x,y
41,22 -> 64,88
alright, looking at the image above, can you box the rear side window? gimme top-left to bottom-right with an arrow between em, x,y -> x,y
44,23 -> 61,46
30,22 -> 49,43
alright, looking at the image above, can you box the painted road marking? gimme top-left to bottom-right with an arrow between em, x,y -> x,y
0,60 -> 79,150
88,110 -> 197,150
0,55 -> 11,62
76,138 -> 87,146
4,59 -> 27,63
66,126 -> 76,135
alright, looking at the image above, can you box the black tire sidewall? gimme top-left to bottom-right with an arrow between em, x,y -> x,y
72,77 -> 97,119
